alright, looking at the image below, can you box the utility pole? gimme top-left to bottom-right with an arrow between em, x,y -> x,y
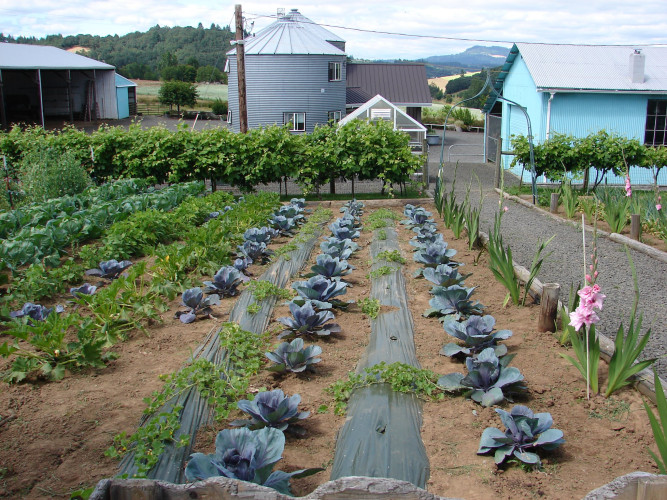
235,4 -> 248,133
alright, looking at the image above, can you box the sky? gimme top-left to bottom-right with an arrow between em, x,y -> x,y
1,0 -> 666,60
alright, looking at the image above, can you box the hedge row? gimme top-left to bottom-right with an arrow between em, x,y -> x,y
0,120 -> 422,194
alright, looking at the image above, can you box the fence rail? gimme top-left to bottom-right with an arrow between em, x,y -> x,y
135,103 -> 169,116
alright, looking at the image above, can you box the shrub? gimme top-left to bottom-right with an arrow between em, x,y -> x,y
211,98 -> 228,116
19,147 -> 91,203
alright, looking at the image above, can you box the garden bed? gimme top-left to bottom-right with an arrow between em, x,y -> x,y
0,199 -> 661,500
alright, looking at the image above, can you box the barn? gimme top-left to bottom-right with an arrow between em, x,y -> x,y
483,43 -> 667,184
226,9 -> 347,133
0,43 -> 120,128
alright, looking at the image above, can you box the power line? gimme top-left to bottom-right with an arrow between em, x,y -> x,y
245,12 -> 667,48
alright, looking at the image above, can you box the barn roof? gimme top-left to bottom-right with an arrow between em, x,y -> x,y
115,73 -> 137,88
483,43 -> 667,112
346,63 -> 431,107
0,43 -> 114,70
227,9 -> 345,56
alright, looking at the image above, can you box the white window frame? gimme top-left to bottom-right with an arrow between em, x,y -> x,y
227,110 -> 232,124
645,99 -> 667,146
328,110 -> 342,123
328,61 -> 342,82
284,112 -> 306,132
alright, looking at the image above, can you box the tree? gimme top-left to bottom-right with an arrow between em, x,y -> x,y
158,51 -> 178,71
196,65 -> 225,83
158,81 -> 198,114
429,83 -> 444,101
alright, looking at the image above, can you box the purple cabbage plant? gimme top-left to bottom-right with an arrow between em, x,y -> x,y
184,427 -> 322,494
437,348 -> 526,407
441,315 -> 512,357
306,254 -> 354,280
85,259 -> 132,280
10,302 -> 64,322
423,264 -> 470,288
329,220 -> 360,240
265,338 -> 322,374
414,241 -> 458,268
175,287 -> 220,324
234,256 -> 253,273
478,406 -> 564,466
320,237 -> 359,260
244,226 -> 279,245
69,283 -> 97,297
292,275 -> 349,310
269,215 -> 297,236
238,240 -> 271,264
203,266 -> 248,297
290,198 -> 306,208
277,300 -> 341,339
401,206 -> 433,227
424,285 -> 484,321
231,389 -> 310,435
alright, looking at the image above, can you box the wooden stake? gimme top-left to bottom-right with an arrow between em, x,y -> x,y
550,192 -> 559,214
538,283 -> 561,332
630,214 -> 641,240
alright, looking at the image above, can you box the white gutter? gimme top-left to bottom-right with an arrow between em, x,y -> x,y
545,92 -> 555,140
538,87 -> 667,95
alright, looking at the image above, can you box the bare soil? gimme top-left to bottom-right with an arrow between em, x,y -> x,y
0,200 -> 660,499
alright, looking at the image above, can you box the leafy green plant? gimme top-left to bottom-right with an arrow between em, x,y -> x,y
247,302 -> 261,315
596,189 -> 630,233
325,361 -> 442,415
375,249 -> 406,265
247,280 -> 293,302
487,211 -> 520,306
644,368 -> 667,473
578,197 -> 600,225
558,283 -> 581,345
359,297 -> 381,319
450,202 -> 466,239
522,235 -> 555,306
368,265 -> 394,280
560,181 -> 579,218
605,248 -> 655,397
561,324 -> 600,394
366,208 -> 400,231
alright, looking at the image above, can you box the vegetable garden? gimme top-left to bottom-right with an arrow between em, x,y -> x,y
0,174 -> 664,498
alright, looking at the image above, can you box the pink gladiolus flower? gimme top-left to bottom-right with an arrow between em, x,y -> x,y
578,284 -> 605,310
594,270 -> 599,278
657,204 -> 662,211
503,206 -> 509,212
589,264 -> 594,272
625,177 -> 632,197
569,304 -> 600,332
585,274 -> 592,283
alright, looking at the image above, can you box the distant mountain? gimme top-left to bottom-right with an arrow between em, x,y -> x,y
424,45 -> 510,68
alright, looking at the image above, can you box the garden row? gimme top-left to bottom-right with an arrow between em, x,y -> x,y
0,120 -> 422,197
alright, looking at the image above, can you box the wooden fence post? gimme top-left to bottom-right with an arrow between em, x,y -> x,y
538,283 -> 561,332
630,214 -> 641,240
550,193 -> 559,214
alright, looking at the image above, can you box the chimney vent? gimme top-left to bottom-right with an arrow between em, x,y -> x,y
630,49 -> 645,84
277,8 -> 285,17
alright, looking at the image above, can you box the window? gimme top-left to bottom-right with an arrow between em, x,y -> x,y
645,100 -> 667,146
328,110 -> 341,123
371,108 -> 392,120
227,110 -> 232,124
328,62 -> 341,82
284,112 -> 306,132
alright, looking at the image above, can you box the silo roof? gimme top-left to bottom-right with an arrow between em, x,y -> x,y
228,9 -> 345,56
0,43 -> 115,70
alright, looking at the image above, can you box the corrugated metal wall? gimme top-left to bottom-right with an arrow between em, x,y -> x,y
228,54 -> 346,133
95,70 -> 118,120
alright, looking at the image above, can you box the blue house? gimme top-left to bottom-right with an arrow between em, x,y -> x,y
483,43 -> 667,184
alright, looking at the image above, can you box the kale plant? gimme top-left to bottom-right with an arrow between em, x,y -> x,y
265,338 -> 322,373
175,287 -> 220,324
423,264 -> 471,288
292,275 -> 349,310
203,266 -> 248,297
277,300 -> 341,339
437,348 -> 526,406
441,315 -> 512,357
307,254 -> 353,280
424,285 -> 484,321
184,427 -> 322,494
232,389 -> 310,434
320,237 -> 359,260
478,405 -> 564,466
85,259 -> 132,280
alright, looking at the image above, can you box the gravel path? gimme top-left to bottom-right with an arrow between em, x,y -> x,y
430,150 -> 667,382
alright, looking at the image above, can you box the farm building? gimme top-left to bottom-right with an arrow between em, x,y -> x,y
338,94 -> 427,152
0,43 -> 123,128
483,43 -> 667,184
115,74 -> 137,119
226,9 -> 347,133
346,63 -> 431,123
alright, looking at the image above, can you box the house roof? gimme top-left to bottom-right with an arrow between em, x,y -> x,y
227,9 -> 345,56
115,73 -> 136,88
346,63 -> 431,107
0,43 -> 115,70
483,43 -> 667,112
339,94 -> 426,132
